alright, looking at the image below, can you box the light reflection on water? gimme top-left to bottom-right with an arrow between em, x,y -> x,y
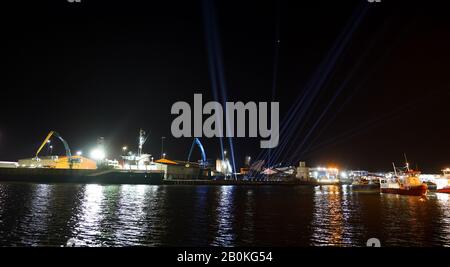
114,185 -> 151,245
75,184 -> 103,246
311,185 -> 345,246
0,183 -> 449,247
212,186 -> 235,246
20,184 -> 52,246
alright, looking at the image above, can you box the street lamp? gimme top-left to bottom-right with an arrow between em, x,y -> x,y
162,153 -> 166,159
49,145 -> 53,156
47,140 -> 51,155
122,146 -> 128,152
76,151 -> 82,156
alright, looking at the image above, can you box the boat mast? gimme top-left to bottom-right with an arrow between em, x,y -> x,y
392,162 -> 397,176
138,129 -> 148,157
404,153 -> 410,171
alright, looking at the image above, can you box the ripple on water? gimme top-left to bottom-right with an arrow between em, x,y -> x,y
0,183 -> 449,246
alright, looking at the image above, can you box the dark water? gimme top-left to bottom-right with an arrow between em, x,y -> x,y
0,183 -> 449,247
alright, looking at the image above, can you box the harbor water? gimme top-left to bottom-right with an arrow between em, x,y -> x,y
0,183 -> 449,247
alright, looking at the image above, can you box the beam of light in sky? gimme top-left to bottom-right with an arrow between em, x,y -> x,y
285,19 -> 388,164
256,3 -> 369,168
273,4 -> 369,166
302,101 -> 421,157
297,18 -> 413,160
269,4 -> 281,166
256,3 -> 368,166
202,0 -> 224,159
202,0 -> 236,176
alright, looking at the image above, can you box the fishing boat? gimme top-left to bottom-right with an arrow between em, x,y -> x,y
424,181 -> 437,191
351,176 -> 380,191
436,168 -> 450,194
379,160 -> 427,196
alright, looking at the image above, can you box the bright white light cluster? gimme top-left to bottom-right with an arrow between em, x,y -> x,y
90,149 -> 105,160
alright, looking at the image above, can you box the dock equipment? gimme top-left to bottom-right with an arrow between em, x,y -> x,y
187,138 -> 207,166
35,131 -> 76,169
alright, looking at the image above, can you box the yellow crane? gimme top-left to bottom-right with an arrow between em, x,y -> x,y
35,131 -> 75,169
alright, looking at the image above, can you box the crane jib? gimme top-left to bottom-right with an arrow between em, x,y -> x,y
35,131 -> 74,166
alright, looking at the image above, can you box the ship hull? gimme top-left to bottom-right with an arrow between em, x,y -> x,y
380,185 -> 427,196
436,187 -> 450,194
351,184 -> 380,191
0,168 -> 165,185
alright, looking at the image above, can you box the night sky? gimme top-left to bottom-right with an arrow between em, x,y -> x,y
1,0 -> 449,172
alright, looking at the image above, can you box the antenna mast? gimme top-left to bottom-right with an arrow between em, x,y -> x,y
138,129 -> 148,157
404,153 -> 410,171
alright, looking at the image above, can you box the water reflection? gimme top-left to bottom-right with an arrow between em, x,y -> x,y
1,183 -> 450,246
212,186 -> 236,246
311,185 -> 345,246
114,185 -> 153,245
432,193 -> 450,247
8,184 -> 53,246
240,189 -> 255,244
380,194 -> 430,246
72,184 -> 104,246
69,185 -> 164,246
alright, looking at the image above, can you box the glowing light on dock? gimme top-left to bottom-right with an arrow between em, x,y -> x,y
90,148 -> 105,160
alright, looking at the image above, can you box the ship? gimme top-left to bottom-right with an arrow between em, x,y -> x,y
424,181 -> 437,191
379,161 -> 428,196
351,176 -> 380,191
436,168 -> 450,194
0,130 -> 166,185
0,167 -> 165,185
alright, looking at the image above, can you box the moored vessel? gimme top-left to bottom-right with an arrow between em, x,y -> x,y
436,168 -> 450,194
0,167 -> 165,185
380,161 -> 427,196
424,181 -> 437,191
351,176 -> 380,191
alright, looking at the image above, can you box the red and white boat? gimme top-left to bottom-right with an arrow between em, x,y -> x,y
436,168 -> 450,194
380,161 -> 427,196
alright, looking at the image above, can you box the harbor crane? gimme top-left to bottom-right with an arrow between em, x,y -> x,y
35,131 -> 77,169
187,137 -> 207,166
